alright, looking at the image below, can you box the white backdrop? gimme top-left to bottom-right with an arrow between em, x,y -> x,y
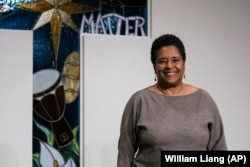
82,35 -> 152,167
0,29 -> 32,167
83,0 -> 250,166
151,0 -> 250,150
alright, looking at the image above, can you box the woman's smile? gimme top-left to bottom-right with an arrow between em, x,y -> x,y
163,71 -> 177,76
155,45 -> 185,86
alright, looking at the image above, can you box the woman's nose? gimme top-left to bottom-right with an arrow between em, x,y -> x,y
165,61 -> 173,68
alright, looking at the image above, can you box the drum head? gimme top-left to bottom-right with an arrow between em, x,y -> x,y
33,69 -> 60,96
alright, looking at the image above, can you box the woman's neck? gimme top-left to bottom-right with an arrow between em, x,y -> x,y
156,82 -> 184,96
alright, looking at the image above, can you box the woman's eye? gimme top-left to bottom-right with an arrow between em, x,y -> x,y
159,60 -> 166,64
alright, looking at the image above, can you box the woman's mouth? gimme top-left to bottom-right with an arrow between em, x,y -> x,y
164,72 -> 177,76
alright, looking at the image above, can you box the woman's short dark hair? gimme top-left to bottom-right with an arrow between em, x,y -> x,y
150,34 -> 186,65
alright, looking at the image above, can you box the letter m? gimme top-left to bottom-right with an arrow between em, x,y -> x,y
81,12 -> 95,33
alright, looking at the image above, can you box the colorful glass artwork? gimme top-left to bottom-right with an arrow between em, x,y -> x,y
0,0 -> 148,166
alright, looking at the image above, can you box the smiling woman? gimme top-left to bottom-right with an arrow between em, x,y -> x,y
117,34 -> 227,167
153,45 -> 186,94
149,34 -> 188,96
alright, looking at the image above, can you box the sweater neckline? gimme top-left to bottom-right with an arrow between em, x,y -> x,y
145,87 -> 202,99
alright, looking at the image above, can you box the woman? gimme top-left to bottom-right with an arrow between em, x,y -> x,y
117,34 -> 227,167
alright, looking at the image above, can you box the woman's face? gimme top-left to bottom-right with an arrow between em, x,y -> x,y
155,45 -> 185,87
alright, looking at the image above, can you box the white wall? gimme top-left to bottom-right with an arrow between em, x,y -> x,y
83,1 -> 250,167
0,29 -> 33,167
151,0 -> 250,150
82,35 -> 152,167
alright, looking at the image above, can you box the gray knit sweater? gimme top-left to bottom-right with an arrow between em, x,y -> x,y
117,88 -> 227,167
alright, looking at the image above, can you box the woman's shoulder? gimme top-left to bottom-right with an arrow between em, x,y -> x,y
184,84 -> 214,98
126,87 -> 157,105
129,88 -> 150,98
182,84 -> 199,95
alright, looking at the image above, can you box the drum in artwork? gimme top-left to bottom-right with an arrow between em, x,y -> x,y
33,69 -> 73,146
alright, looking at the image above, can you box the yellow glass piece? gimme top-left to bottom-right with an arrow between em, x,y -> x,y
58,9 -> 78,31
62,51 -> 80,104
51,10 -> 61,57
17,0 -> 54,12
53,160 -> 59,167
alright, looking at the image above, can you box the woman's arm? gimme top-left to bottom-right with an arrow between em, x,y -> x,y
117,94 -> 140,167
206,94 -> 227,151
